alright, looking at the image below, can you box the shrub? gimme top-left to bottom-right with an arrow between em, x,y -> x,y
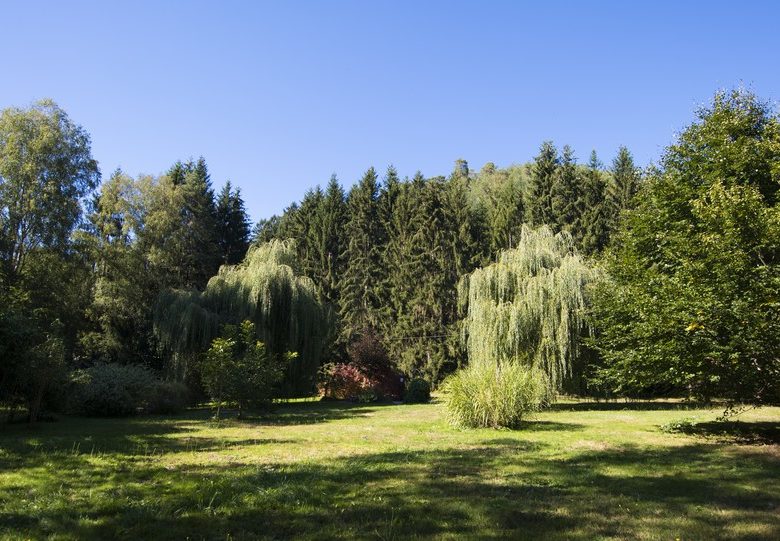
318,363 -> 372,400
444,362 -> 549,429
146,381 -> 190,414
404,378 -> 431,403
347,331 -> 403,400
201,321 -> 292,418
69,364 -> 157,417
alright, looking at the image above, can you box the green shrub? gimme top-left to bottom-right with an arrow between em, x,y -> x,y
69,364 -> 156,417
404,378 -> 431,403
444,362 -> 549,429
146,381 -> 190,414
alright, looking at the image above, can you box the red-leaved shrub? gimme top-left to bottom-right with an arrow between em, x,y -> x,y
318,330 -> 403,400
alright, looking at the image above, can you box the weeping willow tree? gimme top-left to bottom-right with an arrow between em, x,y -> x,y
459,225 -> 599,393
154,239 -> 331,395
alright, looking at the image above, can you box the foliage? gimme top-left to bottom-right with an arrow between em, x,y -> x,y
146,380 -> 191,414
460,225 -> 599,392
403,378 -> 431,403
0,99 -> 100,277
591,89 -> 780,405
154,239 -> 329,393
201,320 -> 292,418
345,331 -> 403,399
68,364 -> 159,417
444,362 -> 549,428
317,363 -> 373,400
215,180 -> 250,265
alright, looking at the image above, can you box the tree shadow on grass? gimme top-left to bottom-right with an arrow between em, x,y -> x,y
3,438 -> 778,540
550,400 -> 718,412
672,420 -> 780,445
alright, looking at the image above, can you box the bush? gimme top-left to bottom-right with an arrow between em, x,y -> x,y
346,331 -> 403,400
404,378 -> 431,403
444,362 -> 549,429
68,364 -> 156,417
318,363 -> 372,400
146,381 -> 190,414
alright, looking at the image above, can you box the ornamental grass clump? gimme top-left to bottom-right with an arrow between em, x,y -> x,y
444,362 -> 549,429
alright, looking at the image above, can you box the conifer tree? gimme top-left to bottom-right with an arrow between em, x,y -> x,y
527,141 -> 559,226
605,146 -> 640,231
580,151 -> 610,254
339,167 -> 383,341
550,145 -> 584,237
215,181 -> 250,265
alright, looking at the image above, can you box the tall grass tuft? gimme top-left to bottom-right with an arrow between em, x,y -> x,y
444,362 -> 549,429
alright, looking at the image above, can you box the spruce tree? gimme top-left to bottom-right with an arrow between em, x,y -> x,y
339,167 -> 383,341
215,181 -> 250,265
527,141 -> 559,226
580,151 -> 610,254
605,146 -> 640,232
550,145 -> 584,237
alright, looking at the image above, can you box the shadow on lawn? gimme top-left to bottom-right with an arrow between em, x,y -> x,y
550,400 -> 719,412
674,420 -> 780,445
3,437 -> 778,540
0,400 -> 384,464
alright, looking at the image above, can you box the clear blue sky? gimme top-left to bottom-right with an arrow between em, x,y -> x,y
3,0 -> 778,222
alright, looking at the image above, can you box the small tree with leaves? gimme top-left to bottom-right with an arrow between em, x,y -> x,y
202,320 -> 294,419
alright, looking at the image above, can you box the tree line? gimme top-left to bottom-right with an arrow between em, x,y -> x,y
1,88 -> 777,420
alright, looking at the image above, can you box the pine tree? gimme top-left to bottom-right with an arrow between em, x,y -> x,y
605,146 -> 640,232
215,181 -> 250,265
316,175 -> 347,306
580,151 -> 610,254
339,167 -> 383,341
550,145 -> 584,237
177,157 -> 220,288
527,141 -> 559,226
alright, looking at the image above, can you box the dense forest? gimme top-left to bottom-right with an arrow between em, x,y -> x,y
1,89 -> 778,423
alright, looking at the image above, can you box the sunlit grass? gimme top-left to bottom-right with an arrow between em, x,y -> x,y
1,400 -> 778,540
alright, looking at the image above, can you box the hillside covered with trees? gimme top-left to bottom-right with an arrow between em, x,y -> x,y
1,89 -> 778,423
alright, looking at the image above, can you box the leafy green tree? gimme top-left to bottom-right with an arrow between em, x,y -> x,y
81,170 -> 158,366
155,240 -> 329,393
592,89 -> 780,404
202,320 -> 293,418
0,100 -> 99,421
0,99 -> 100,278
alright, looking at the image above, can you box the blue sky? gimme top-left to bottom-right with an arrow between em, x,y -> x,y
3,0 -> 779,221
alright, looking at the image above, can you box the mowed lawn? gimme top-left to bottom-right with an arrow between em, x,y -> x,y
0,400 -> 778,540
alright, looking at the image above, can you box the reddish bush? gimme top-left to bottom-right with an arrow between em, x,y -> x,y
318,363 -> 372,400
318,330 -> 404,401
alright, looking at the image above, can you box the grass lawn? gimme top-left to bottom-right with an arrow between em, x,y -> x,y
0,399 -> 778,540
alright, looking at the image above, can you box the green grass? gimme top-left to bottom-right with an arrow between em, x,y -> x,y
1,399 -> 778,540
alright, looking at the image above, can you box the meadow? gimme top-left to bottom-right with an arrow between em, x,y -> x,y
1,399 -> 778,540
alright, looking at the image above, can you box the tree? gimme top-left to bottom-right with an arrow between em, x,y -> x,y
592,89 -> 780,404
550,145 -> 584,237
580,151 -> 610,254
0,100 -> 99,421
0,100 -> 100,278
154,239 -> 329,394
142,158 -> 220,291
339,167 -> 383,341
202,320 -> 293,418
460,225 -> 599,392
215,181 -> 250,265
605,146 -> 640,232
527,141 -> 559,227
